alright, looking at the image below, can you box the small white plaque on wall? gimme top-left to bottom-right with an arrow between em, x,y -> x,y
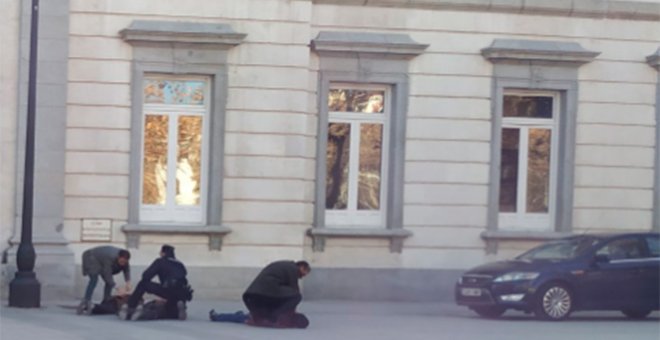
81,219 -> 112,242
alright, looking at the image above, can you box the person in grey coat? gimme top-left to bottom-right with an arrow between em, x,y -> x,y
241,260 -> 311,327
77,246 -> 131,315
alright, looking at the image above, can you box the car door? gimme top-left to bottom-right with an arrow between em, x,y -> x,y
639,235 -> 660,310
578,237 -> 646,310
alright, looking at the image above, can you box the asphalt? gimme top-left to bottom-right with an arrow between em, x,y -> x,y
1,299 -> 659,340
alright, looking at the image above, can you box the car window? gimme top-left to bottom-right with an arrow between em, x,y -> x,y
644,237 -> 659,257
516,238 -> 597,261
596,237 -> 644,260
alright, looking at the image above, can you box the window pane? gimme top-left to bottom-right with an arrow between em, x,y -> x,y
499,128 -> 520,212
142,114 -> 169,205
645,237 -> 659,257
527,129 -> 551,213
144,79 -> 205,105
358,124 -> 382,210
597,238 -> 644,260
176,116 -> 203,206
328,89 -> 385,113
503,95 -> 552,118
326,123 -> 351,209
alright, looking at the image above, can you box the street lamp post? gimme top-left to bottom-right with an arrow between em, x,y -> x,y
9,0 -> 41,308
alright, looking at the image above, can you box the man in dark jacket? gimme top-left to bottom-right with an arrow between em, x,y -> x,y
124,244 -> 192,321
242,260 -> 311,327
77,246 -> 131,315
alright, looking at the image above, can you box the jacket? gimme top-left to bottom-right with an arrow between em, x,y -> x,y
82,246 -> 130,287
141,256 -> 187,287
244,260 -> 300,298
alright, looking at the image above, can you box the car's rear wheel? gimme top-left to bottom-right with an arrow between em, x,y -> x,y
534,283 -> 573,321
621,309 -> 652,319
472,306 -> 506,319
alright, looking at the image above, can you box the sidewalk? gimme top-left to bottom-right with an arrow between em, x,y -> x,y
1,299 -> 658,340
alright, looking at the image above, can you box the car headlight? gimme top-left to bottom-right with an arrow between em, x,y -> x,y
493,272 -> 539,282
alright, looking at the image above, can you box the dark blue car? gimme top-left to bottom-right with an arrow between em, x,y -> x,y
455,232 -> 660,320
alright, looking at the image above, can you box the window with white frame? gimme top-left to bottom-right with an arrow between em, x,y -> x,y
140,76 -> 210,224
325,85 -> 390,227
498,91 -> 559,231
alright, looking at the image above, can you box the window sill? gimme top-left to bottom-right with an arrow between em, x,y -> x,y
122,224 -> 232,251
308,227 -> 412,253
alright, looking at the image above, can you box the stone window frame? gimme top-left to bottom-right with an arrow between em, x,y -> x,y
119,21 -> 246,250
309,32 -> 427,253
481,39 -> 599,252
647,48 -> 660,232
325,83 -> 392,227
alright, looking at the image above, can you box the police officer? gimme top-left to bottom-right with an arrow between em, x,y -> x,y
124,244 -> 192,320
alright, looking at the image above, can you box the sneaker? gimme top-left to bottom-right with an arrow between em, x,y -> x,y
209,309 -> 217,321
117,305 -> 135,321
76,300 -> 91,315
131,306 -> 146,321
177,301 -> 187,320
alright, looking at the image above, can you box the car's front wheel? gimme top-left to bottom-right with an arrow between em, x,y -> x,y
471,306 -> 506,319
621,309 -> 652,319
534,283 -> 573,321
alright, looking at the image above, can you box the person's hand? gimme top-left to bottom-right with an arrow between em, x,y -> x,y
124,282 -> 132,293
114,286 -> 127,295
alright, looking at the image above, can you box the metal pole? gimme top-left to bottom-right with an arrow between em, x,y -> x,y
9,0 -> 41,308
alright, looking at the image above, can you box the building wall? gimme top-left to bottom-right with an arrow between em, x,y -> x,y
0,0 -> 21,290
3,0 -> 657,301
307,3 -> 658,266
63,0 -> 316,297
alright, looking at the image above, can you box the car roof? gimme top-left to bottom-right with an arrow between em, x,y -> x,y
565,232 -> 658,241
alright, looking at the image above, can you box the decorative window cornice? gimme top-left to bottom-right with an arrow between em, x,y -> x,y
120,20 -> 246,46
482,39 -> 600,66
311,31 -> 428,58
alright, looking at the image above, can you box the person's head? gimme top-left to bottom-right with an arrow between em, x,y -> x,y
160,244 -> 175,258
117,249 -> 130,267
295,261 -> 311,278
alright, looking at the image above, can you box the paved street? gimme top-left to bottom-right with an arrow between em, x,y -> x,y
1,299 -> 658,340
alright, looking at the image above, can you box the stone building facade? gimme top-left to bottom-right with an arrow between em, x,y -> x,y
1,0 -> 659,301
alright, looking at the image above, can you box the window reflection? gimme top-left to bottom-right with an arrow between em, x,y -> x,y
142,114 -> 169,205
527,129 -> 551,213
326,123 -> 351,209
358,124 -> 382,210
329,89 -> 385,113
176,116 -> 203,206
503,95 -> 552,118
499,128 -> 519,212
143,79 -> 205,105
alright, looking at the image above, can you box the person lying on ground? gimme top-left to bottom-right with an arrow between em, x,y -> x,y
209,309 -> 309,329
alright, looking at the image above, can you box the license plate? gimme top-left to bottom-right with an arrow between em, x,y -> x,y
461,288 -> 482,297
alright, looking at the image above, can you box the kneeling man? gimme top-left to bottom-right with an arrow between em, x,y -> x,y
242,260 -> 311,327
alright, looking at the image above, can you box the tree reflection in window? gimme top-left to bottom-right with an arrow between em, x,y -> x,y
326,123 -> 350,209
176,116 -> 203,206
142,114 -> 168,205
358,124 -> 382,210
329,89 -> 385,113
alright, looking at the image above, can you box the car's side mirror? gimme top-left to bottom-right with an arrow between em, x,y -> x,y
593,254 -> 610,264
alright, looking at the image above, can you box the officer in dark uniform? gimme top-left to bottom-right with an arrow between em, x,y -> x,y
124,244 -> 193,320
